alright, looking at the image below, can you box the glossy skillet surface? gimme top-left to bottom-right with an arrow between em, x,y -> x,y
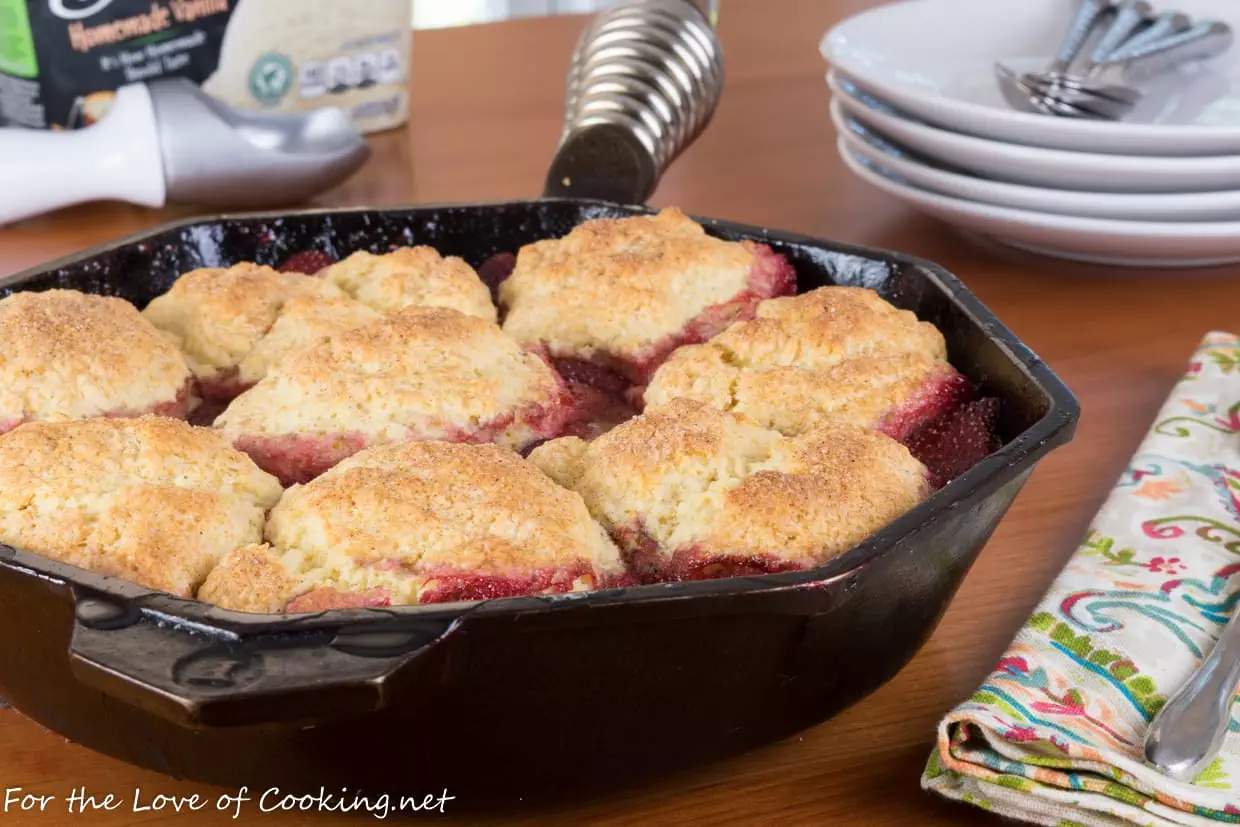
0,199 -> 1077,806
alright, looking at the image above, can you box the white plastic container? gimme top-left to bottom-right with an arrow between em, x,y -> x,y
201,0 -> 412,135
0,0 -> 413,134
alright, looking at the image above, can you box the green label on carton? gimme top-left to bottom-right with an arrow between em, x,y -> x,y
0,0 -> 38,78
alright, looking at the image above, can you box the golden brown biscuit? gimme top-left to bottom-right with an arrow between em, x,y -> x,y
499,207 -> 797,384
215,306 -> 579,485
0,289 -> 193,432
198,441 -> 626,613
235,295 -> 381,386
643,286 -> 970,440
529,398 -> 929,582
0,417 -> 282,597
142,263 -> 365,400
323,247 -> 497,322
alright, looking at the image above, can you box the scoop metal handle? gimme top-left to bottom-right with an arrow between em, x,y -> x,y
1144,606 -> 1240,782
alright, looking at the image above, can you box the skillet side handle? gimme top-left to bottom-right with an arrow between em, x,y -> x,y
67,598 -> 458,729
544,0 -> 724,203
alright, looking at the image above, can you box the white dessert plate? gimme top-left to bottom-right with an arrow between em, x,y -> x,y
821,0 -> 1240,156
838,138 -> 1240,267
829,74 -> 1240,193
839,118 -> 1240,222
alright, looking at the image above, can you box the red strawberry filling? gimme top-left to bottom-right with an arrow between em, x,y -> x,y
234,384 -> 583,486
196,368 -> 253,403
903,397 -> 1001,490
615,524 -> 808,584
532,245 -> 797,433
619,244 -> 797,384
1,381 -> 197,435
477,251 -> 517,307
665,550 -> 807,581
277,250 -> 335,275
418,561 -> 634,604
550,357 -> 640,440
676,244 -> 799,351
189,371 -> 256,425
235,431 -> 370,486
281,562 -> 634,613
441,379 -> 580,448
552,357 -> 631,397
144,383 -> 196,420
877,366 -> 974,443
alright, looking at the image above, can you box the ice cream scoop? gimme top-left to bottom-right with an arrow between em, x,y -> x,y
0,78 -> 370,226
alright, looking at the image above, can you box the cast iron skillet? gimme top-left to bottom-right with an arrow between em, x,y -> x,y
0,194 -> 1076,807
0,9 -> 1076,809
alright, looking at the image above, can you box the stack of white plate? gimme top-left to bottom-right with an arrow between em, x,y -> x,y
821,0 -> 1240,267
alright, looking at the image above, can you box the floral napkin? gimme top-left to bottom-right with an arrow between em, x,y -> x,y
923,332 -> 1240,827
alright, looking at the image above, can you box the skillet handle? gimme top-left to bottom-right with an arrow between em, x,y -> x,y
67,595 -> 459,728
544,0 -> 723,203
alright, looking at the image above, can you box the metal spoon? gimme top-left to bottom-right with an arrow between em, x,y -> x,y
1025,0 -> 1116,85
995,0 -> 1150,114
1113,10 -> 1193,57
1048,0 -> 1155,103
993,0 -> 1123,118
1145,604 -> 1240,783
1103,20 -> 1234,83
1035,23 -> 1231,95
998,22 -> 1235,120
994,64 -> 1130,120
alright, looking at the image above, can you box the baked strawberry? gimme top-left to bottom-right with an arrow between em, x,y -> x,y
277,250 -> 335,274
904,398 -> 1001,490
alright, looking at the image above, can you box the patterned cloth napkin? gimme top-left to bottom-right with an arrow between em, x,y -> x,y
923,332 -> 1240,827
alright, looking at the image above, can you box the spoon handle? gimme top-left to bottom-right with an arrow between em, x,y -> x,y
1047,0 -> 1115,75
1106,21 -> 1234,81
1086,0 -> 1153,68
1144,603 -> 1240,783
1107,11 -> 1192,60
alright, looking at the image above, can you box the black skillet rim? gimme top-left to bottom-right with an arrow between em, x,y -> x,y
0,197 -> 1080,639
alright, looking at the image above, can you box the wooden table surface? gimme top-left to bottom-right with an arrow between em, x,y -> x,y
1,1 -> 1236,824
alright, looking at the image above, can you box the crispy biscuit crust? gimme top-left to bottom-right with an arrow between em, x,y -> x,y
142,263 -> 362,394
529,398 -> 928,578
0,289 -> 193,429
644,286 -> 957,436
198,441 -> 624,612
499,208 -> 793,378
235,294 -> 382,386
0,417 -> 282,597
215,307 -> 576,480
323,247 -> 497,322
